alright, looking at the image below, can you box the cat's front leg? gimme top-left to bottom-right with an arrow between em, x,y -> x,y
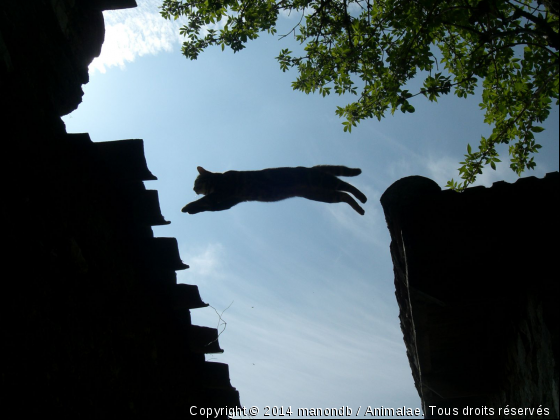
181,200 -> 204,214
181,195 -> 214,214
182,194 -> 240,214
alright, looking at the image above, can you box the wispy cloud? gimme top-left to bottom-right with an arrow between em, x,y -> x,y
179,242 -> 225,279
472,158 -> 519,186
386,156 -> 417,182
425,154 -> 461,187
91,0 -> 233,74
91,0 -> 185,74
425,153 -> 550,189
192,285 -> 413,409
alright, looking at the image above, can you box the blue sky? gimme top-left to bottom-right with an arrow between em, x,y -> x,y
62,1 -> 559,417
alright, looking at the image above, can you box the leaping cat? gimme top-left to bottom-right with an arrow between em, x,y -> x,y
181,165 -> 367,215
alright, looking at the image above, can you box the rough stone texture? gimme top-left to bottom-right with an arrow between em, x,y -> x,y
1,1 -> 239,417
381,173 -> 558,419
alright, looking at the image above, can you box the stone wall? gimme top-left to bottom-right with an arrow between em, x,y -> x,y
1,1 -> 239,416
381,174 -> 558,419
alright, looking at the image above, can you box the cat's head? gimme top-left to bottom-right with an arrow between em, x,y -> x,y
193,166 -> 216,195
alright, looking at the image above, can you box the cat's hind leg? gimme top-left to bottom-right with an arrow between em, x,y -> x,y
335,180 -> 367,204
300,190 -> 365,215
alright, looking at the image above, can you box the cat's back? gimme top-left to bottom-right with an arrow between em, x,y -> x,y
248,166 -> 342,198
244,166 -> 320,189
218,167 -> 309,200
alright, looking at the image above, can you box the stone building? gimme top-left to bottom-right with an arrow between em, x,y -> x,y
381,174 -> 559,418
1,1 -> 239,416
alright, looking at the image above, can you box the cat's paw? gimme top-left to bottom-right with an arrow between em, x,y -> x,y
181,203 -> 199,214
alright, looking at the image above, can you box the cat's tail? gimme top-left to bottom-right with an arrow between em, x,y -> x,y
312,165 -> 361,177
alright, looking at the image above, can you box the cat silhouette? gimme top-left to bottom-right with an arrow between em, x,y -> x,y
182,165 -> 367,215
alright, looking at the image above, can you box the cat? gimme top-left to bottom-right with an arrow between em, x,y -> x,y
181,165 -> 367,215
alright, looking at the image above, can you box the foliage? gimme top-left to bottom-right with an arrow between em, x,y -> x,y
160,0 -> 559,190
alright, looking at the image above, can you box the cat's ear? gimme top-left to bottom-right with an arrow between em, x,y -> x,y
197,166 -> 210,175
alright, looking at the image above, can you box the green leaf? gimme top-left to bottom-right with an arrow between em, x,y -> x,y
162,0 -> 559,187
